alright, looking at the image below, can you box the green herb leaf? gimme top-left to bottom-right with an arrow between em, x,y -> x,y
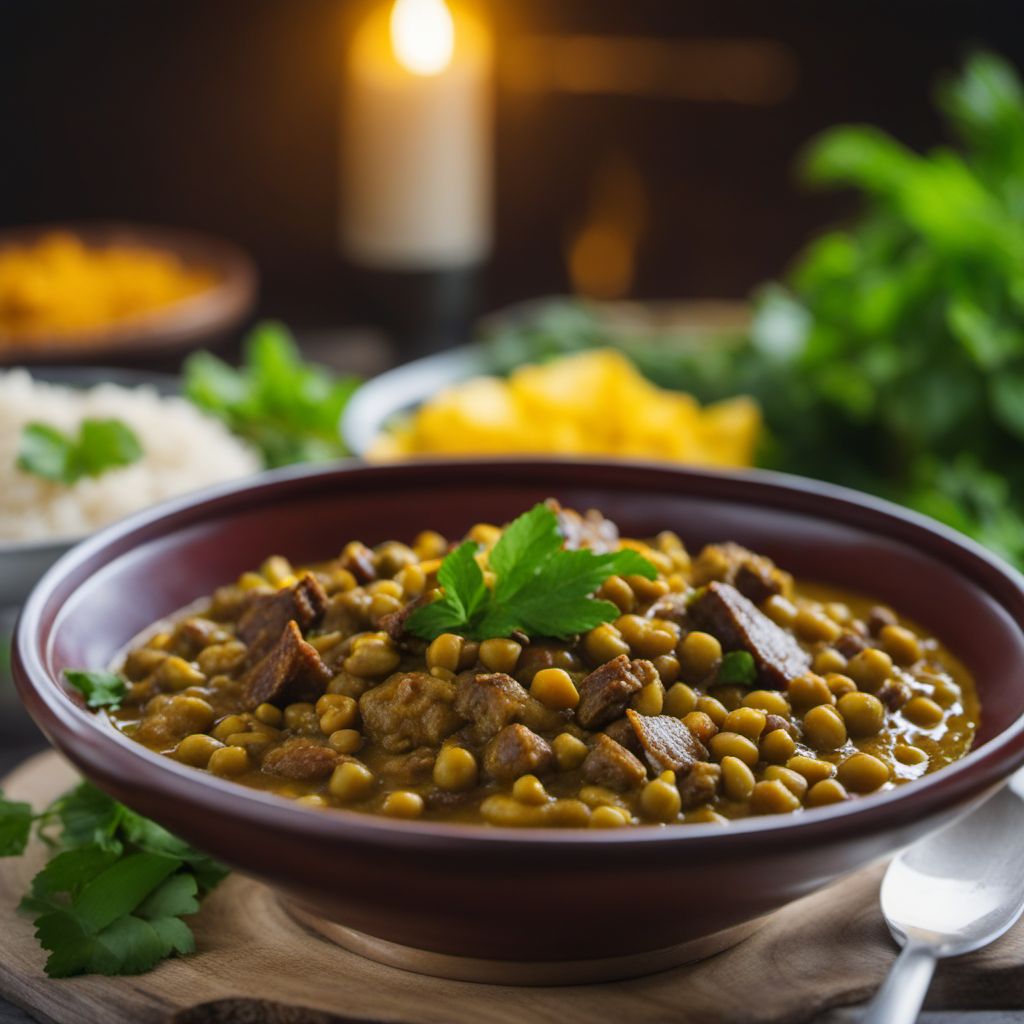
36,911 -> 178,978
87,914 -> 170,976
136,873 -> 200,920
990,368 -> 1024,441
34,910 -> 94,978
17,424 -> 77,482
405,542 -> 488,639
49,783 -> 124,849
0,794 -> 34,856
184,321 -> 361,469
406,504 -> 658,641
17,419 -> 143,485
488,503 -> 564,601
23,844 -> 123,909
3,780 -> 227,979
76,420 -> 144,476
148,916 -> 197,959
71,852 -> 179,932
63,669 -> 127,710
717,650 -> 757,686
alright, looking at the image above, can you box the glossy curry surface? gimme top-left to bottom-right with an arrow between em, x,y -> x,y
109,506 -> 979,828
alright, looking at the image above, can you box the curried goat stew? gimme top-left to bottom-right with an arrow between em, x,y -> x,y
107,502 -> 979,828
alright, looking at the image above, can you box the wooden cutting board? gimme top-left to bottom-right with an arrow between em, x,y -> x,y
0,752 -> 1020,1024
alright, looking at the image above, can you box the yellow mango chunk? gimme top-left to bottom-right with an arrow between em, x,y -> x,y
368,349 -> 761,468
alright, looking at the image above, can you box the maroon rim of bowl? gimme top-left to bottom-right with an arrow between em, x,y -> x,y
13,458 -> 1024,856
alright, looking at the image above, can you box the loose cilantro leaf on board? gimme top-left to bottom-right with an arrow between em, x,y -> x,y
184,321 -> 360,468
63,669 -> 127,710
17,419 -> 143,485
0,794 -> 33,856
717,650 -> 757,685
0,781 -> 227,978
406,503 -> 658,641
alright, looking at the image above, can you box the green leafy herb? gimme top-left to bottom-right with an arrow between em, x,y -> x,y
63,669 -> 127,710
184,321 -> 361,468
717,650 -> 757,686
17,419 -> 143,485
480,52 -> 1024,572
406,503 -> 657,641
0,781 -> 227,978
0,793 -> 32,856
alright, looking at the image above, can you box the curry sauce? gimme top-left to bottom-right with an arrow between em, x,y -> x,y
109,506 -> 980,827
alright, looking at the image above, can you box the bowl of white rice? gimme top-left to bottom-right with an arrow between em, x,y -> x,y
0,367 -> 261,607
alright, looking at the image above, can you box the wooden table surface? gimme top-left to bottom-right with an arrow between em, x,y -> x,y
0,741 -> 1019,1024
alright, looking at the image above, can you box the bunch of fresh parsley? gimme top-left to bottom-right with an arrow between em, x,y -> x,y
17,419 -> 143,485
482,52 -> 1024,571
0,782 -> 227,978
184,321 -> 361,468
406,503 -> 657,641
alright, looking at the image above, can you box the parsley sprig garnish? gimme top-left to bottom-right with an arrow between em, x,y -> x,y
63,669 -> 127,710
0,782 -> 227,978
406,503 -> 658,641
17,418 -> 143,485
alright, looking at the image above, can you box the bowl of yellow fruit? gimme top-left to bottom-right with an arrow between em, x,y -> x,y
0,224 -> 257,365
345,345 -> 760,470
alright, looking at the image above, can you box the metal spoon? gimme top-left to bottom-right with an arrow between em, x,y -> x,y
863,770 -> 1024,1024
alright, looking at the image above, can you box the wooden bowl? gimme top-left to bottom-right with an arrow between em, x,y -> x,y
0,223 -> 257,365
12,461 -> 1024,982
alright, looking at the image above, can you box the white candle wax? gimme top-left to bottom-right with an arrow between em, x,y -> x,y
341,0 -> 492,270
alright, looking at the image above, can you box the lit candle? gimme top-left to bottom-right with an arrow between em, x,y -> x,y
341,0 -> 492,270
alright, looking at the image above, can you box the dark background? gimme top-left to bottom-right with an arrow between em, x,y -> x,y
2,0 -> 1022,330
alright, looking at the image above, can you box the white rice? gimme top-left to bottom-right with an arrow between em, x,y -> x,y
0,369 -> 261,543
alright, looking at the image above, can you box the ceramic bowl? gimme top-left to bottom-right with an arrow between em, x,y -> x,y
0,223 -> 257,366
13,461 -> 1024,982
340,298 -> 750,457
0,368 -> 179,737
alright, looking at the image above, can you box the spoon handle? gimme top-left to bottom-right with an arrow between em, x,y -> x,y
862,942 -> 937,1024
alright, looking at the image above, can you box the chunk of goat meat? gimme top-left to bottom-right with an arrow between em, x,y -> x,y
544,498 -> 620,553
376,747 -> 437,785
690,582 -> 810,689
691,542 -> 792,605
603,717 -> 644,758
359,671 -> 463,753
518,696 -> 573,734
575,654 -> 650,729
876,676 -> 912,710
625,710 -> 708,775
339,542 -> 377,583
376,594 -> 430,643
677,761 -> 722,809
483,724 -> 554,782
242,620 -> 332,709
581,733 -> 647,791
644,591 -> 691,626
173,617 -> 229,657
261,738 -> 340,781
764,713 -> 799,739
867,605 -> 898,635
237,574 -> 327,663
835,631 -> 867,658
454,672 -> 529,741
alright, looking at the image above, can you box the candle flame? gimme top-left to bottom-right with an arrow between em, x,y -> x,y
390,0 -> 455,76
